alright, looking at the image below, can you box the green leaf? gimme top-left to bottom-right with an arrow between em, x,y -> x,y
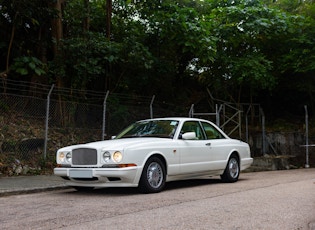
16,68 -> 28,75
29,62 -> 36,70
35,68 -> 45,76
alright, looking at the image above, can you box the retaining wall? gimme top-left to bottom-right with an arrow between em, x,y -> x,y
247,132 -> 314,170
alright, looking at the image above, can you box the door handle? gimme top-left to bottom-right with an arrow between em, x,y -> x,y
205,143 -> 211,146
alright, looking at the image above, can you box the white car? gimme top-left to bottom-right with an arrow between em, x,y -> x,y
54,117 -> 253,193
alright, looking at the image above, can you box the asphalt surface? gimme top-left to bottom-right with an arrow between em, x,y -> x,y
0,174 -> 68,196
0,167 -> 313,197
1,168 -> 315,229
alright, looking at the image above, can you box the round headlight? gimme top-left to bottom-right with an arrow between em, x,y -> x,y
103,151 -> 111,162
113,151 -> 123,163
58,152 -> 65,163
66,152 -> 72,163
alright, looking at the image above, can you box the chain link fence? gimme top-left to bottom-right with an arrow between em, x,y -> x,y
1,79 -> 312,176
0,79 -> 190,176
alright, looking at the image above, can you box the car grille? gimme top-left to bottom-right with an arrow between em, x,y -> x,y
72,148 -> 97,165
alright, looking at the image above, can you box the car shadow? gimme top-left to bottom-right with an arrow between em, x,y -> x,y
65,187 -> 140,196
63,177 -> 229,196
165,178 -> 222,191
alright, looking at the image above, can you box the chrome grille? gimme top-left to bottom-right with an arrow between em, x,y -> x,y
72,148 -> 97,165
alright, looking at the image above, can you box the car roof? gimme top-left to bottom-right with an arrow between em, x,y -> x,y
138,117 -> 213,123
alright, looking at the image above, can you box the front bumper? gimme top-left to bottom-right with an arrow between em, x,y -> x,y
54,166 -> 140,188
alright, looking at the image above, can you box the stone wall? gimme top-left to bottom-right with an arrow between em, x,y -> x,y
247,132 -> 314,170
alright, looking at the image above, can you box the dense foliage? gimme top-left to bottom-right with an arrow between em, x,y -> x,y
1,0 -> 315,119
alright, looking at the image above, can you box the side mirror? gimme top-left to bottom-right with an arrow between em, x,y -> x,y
182,132 -> 197,140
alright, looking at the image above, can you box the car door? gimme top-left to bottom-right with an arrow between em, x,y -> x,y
178,121 -> 214,174
200,121 -> 231,170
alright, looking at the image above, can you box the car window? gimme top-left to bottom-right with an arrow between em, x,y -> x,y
115,120 -> 179,139
180,121 -> 205,140
201,122 -> 224,139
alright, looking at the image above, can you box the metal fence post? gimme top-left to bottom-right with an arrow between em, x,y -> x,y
245,114 -> 249,143
216,104 -> 219,126
43,84 -> 54,160
150,95 -> 155,119
102,90 -> 110,140
189,104 -> 194,117
260,108 -> 266,155
245,105 -> 251,144
304,105 -> 310,168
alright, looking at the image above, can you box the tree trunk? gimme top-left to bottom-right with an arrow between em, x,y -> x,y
51,0 -> 63,58
106,0 -> 112,40
50,0 -> 64,88
105,0 -> 112,91
83,0 -> 90,33
1,11 -> 19,94
50,0 -> 65,125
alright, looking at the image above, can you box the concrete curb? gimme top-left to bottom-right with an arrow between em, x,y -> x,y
0,175 -> 69,197
0,185 -> 69,197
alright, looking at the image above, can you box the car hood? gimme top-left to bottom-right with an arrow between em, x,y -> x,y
58,138 -> 173,152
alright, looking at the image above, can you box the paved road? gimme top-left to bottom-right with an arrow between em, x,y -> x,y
1,169 -> 315,230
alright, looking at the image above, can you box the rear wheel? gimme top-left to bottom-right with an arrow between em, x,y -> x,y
138,157 -> 166,193
221,154 -> 239,183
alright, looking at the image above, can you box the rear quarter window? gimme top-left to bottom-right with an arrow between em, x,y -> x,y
201,122 -> 225,139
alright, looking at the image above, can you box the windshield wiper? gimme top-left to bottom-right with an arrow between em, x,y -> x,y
141,134 -> 172,138
119,135 -> 142,138
119,134 -> 172,139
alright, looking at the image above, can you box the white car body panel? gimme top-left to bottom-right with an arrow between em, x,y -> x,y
54,117 -> 253,191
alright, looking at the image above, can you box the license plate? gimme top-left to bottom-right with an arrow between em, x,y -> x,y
69,170 -> 93,178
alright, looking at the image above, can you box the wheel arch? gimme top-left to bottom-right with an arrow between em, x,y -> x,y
138,153 -> 167,193
227,150 -> 240,167
135,152 -> 167,185
221,150 -> 241,183
146,153 -> 168,175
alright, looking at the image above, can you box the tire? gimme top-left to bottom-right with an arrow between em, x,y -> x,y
138,157 -> 166,193
73,186 -> 95,192
221,154 -> 240,183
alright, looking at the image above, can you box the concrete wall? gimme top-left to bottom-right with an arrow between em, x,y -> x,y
247,132 -> 314,170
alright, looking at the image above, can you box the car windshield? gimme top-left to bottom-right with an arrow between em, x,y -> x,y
115,120 -> 179,139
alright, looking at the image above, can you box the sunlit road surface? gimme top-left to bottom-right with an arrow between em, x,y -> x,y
1,168 -> 315,230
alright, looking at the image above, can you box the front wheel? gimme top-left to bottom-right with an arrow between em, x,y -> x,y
221,154 -> 240,183
138,157 -> 166,193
